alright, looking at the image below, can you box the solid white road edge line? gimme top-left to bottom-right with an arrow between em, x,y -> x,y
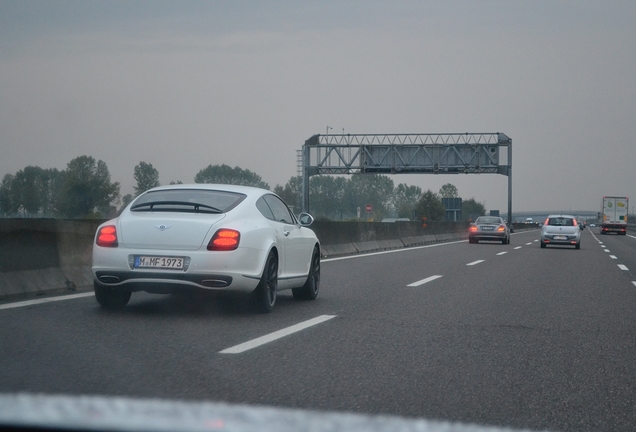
0,292 -> 94,310
466,260 -> 484,266
219,315 -> 337,354
407,275 -> 443,287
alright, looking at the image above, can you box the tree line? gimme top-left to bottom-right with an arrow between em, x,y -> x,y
0,157 -> 485,221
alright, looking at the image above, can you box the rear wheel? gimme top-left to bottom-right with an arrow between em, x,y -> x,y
254,251 -> 278,313
94,281 -> 131,309
293,246 -> 320,300
540,241 -> 546,248
575,242 -> 581,249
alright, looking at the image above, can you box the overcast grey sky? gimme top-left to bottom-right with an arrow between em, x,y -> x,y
1,0 -> 634,213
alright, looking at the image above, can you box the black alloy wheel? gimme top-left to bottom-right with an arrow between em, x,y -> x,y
293,246 -> 320,300
254,251 -> 278,313
94,281 -> 131,309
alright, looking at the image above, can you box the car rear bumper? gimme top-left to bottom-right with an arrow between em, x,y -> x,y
93,271 -> 260,293
469,232 -> 507,241
92,245 -> 267,293
540,235 -> 580,246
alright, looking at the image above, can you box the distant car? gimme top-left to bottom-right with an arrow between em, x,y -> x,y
92,184 -> 321,313
468,216 -> 511,244
540,215 -> 581,249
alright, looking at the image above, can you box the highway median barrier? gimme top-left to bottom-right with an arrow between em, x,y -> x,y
0,219 -> 471,302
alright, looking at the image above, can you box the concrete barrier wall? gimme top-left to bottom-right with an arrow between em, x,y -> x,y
0,219 -> 101,301
0,218 -> 472,302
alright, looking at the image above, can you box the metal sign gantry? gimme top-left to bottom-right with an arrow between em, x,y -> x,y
301,132 -> 513,223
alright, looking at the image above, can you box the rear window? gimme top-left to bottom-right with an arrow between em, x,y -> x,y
475,217 -> 501,224
547,217 -> 574,226
130,189 -> 246,214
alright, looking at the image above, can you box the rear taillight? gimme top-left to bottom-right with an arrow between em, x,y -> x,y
497,225 -> 506,232
207,229 -> 240,251
96,225 -> 118,247
469,225 -> 478,232
573,219 -> 578,226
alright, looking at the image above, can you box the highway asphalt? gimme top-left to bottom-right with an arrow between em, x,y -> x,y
1,228 -> 635,432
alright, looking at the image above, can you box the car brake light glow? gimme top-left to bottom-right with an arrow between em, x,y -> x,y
469,225 -> 478,232
96,225 -> 118,247
573,219 -> 578,226
497,225 -> 505,231
208,229 -> 240,251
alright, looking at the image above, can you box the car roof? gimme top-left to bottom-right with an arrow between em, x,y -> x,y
546,214 -> 576,218
144,183 -> 271,196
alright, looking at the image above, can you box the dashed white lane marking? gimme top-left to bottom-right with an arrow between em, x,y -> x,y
408,275 -> 443,287
618,265 -> 629,271
604,249 -> 610,253
467,260 -> 485,266
632,281 -> 636,287
610,255 -> 618,260
219,315 -> 337,354
497,252 -> 507,256
514,246 -> 522,250
525,242 -> 533,246
0,292 -> 94,310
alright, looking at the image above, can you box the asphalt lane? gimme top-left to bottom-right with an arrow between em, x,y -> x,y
1,229 -> 636,432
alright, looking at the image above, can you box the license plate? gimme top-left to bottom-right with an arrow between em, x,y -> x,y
553,235 -> 567,240
135,256 -> 184,269
481,226 -> 494,231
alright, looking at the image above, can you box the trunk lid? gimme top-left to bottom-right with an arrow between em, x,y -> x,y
120,213 -> 226,250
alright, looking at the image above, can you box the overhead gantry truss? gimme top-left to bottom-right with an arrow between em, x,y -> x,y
301,132 -> 513,223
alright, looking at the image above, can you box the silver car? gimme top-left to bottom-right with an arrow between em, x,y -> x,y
540,215 -> 581,249
468,216 -> 511,244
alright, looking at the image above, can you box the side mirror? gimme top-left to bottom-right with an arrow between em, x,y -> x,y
298,212 -> 314,226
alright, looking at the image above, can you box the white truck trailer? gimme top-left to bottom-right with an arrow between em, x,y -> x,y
600,196 -> 628,235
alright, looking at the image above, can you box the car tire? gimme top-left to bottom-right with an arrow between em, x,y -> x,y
293,246 -> 320,301
94,281 -> 131,309
540,241 -> 546,248
254,251 -> 278,313
575,242 -> 580,250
